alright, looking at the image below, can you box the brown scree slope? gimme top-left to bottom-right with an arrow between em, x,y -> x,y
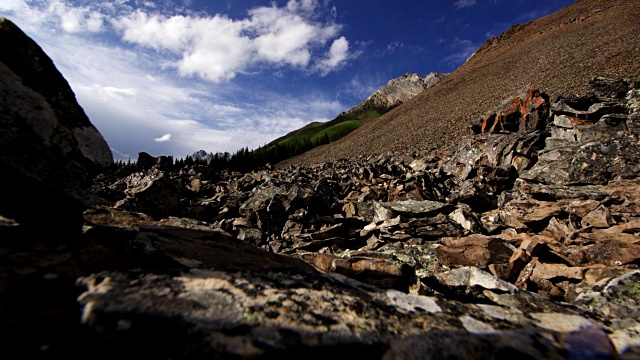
281,0 -> 640,167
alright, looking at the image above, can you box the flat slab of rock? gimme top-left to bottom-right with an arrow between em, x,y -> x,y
378,200 -> 454,218
76,256 -> 614,359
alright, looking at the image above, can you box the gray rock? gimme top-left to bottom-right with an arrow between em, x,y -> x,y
116,172 -> 183,220
378,200 -> 454,218
340,72 -> 447,117
573,270 -> 640,355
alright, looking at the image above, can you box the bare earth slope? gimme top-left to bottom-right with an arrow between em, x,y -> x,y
282,0 -> 640,167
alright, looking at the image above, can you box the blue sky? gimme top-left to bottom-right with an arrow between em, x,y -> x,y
1,0 -> 575,161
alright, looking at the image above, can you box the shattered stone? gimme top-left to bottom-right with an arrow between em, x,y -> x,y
582,204 -> 616,228
437,235 -> 514,270
300,252 -> 417,293
448,205 -> 483,234
573,270 -> 640,355
378,200 -> 454,218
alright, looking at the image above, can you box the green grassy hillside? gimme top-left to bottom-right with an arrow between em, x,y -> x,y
278,119 -> 363,147
219,108 -> 380,172
270,108 -> 379,146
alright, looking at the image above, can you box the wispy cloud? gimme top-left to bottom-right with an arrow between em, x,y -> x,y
454,0 -> 477,9
440,37 -> 479,67
385,41 -> 404,54
341,73 -> 387,103
0,0 -> 27,12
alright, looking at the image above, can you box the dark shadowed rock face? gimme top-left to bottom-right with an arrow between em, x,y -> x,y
0,17 -> 112,235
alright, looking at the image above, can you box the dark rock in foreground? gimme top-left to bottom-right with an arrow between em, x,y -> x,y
0,17 -> 112,237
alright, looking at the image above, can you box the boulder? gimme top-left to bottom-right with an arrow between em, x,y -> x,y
115,171 -> 183,220
0,17 -> 112,236
476,89 -> 550,134
521,78 -> 640,185
136,151 -> 156,170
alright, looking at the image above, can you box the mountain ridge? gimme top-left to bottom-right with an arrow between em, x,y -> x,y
267,71 -> 446,146
338,71 -> 447,120
190,71 -> 446,167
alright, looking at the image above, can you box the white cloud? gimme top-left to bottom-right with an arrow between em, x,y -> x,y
175,16 -> 253,82
317,36 -> 349,75
252,13 -> 315,66
112,0 -> 346,82
286,0 -> 317,14
154,133 -> 172,142
113,12 -> 195,52
48,0 -> 105,33
454,0 -> 477,9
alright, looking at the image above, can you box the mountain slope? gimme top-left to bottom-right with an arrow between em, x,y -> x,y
267,72 -> 446,146
338,72 -> 447,120
282,0 -> 640,167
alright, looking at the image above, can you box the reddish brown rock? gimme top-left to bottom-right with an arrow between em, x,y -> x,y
300,252 -> 417,292
582,205 -> 615,228
437,235 -> 514,270
479,89 -> 549,134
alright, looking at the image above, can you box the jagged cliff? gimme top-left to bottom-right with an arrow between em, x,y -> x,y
339,72 -> 447,118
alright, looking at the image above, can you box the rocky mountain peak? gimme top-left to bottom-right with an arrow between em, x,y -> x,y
340,71 -> 447,117
190,149 -> 210,162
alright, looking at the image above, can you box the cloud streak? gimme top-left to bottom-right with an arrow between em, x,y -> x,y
441,37 -> 479,67
454,0 -> 477,9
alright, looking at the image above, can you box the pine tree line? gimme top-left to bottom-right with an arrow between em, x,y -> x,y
224,132 -> 330,172
110,132 -> 331,174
